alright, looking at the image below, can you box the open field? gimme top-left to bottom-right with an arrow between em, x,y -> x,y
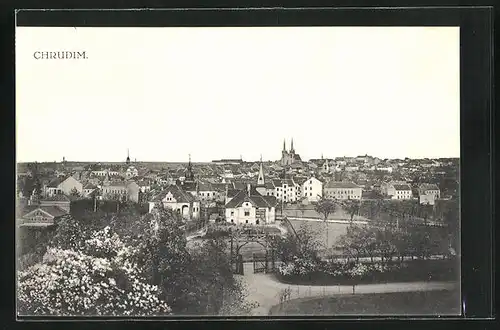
282,205 -> 369,222
289,219 -> 349,250
269,289 -> 461,316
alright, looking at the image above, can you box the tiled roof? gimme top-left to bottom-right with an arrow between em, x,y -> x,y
46,177 -> 66,188
325,181 -> 361,189
84,183 -> 97,189
41,194 -> 72,202
21,205 -> 68,218
211,183 -> 227,192
107,181 -> 128,187
419,183 -> 440,191
227,189 -> 240,198
153,185 -> 195,203
225,189 -> 276,209
198,182 -> 214,191
393,184 -> 412,191
264,181 -> 275,189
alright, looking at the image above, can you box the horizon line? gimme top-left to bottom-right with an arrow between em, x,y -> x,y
16,155 -> 460,164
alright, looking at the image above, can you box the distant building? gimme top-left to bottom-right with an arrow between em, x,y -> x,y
39,194 -> 73,213
418,183 -> 441,199
301,176 -> 323,202
44,176 -> 83,197
419,193 -> 436,205
83,183 -> 98,197
151,185 -> 200,220
388,184 -> 413,200
324,181 -> 362,200
17,204 -> 68,229
224,184 -> 278,225
269,178 -> 300,203
125,166 -> 139,179
101,181 -> 140,203
281,138 -> 302,166
212,158 -> 243,165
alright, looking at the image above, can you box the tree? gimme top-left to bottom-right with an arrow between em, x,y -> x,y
314,198 -> 337,251
344,200 -> 361,223
70,187 -> 81,197
17,227 -> 171,316
271,224 -> 322,264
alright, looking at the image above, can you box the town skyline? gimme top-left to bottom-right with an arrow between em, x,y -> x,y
16,140 -> 460,165
16,26 -> 460,163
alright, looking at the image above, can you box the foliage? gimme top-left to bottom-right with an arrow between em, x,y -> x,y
70,187 -> 81,197
271,224 -> 322,264
17,227 -> 171,316
136,206 -> 254,315
314,198 -> 337,221
343,200 -> 361,222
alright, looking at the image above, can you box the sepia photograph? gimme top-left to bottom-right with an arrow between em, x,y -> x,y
15,24 -> 461,317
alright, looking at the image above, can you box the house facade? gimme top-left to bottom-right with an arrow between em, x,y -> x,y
418,183 -> 441,199
45,176 -> 83,197
324,181 -> 362,200
18,204 -> 68,228
224,186 -> 278,225
388,184 -> 413,200
101,181 -> 140,202
301,176 -> 323,202
150,185 -> 200,220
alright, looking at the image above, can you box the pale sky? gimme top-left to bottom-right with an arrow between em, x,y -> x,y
16,26 -> 460,163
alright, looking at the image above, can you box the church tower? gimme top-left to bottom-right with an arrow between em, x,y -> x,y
257,155 -> 265,186
126,149 -> 130,165
256,155 -> 267,196
185,154 -> 195,182
281,139 -> 288,166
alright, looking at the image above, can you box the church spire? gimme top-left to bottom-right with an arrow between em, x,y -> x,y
186,154 -> 194,182
126,148 -> 130,165
257,154 -> 265,186
283,139 -> 286,151
290,138 -> 294,152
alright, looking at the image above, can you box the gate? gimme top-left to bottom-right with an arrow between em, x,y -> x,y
253,252 -> 268,273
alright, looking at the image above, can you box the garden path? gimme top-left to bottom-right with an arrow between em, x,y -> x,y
237,262 -> 458,316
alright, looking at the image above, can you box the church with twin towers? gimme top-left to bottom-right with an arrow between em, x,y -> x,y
280,138 -> 302,166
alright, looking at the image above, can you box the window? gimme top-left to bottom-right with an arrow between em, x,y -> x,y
244,211 -> 250,216
246,220 -> 249,224
310,180 -> 312,184
310,192 -> 312,196
231,211 -> 234,216
231,219 -> 234,223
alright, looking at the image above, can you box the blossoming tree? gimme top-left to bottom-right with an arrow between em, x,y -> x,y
17,227 -> 171,316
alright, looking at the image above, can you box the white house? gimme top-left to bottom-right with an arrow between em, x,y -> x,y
101,181 -> 141,203
150,185 -> 200,220
418,183 -> 441,199
301,176 -> 323,202
388,184 -> 413,200
269,179 -> 300,203
324,181 -> 362,200
45,176 -> 83,197
224,185 -> 278,225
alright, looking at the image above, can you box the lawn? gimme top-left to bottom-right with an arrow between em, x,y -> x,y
289,219 -> 349,250
269,290 -> 461,316
283,205 -> 369,222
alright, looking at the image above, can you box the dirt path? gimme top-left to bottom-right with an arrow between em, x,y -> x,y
238,263 -> 458,316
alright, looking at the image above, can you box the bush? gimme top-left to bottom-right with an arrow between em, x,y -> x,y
17,227 -> 171,316
275,259 -> 458,285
